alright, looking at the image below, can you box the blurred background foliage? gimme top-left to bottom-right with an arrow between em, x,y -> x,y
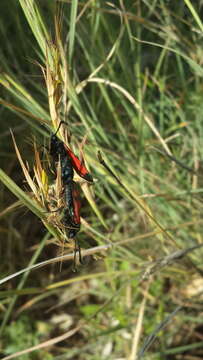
1,0 -> 203,359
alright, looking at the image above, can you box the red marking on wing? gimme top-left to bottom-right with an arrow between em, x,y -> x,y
72,183 -> 81,224
64,145 -> 93,182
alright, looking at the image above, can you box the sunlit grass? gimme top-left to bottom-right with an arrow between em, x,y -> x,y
1,1 -> 203,359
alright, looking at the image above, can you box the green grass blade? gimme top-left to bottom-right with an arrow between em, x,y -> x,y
183,0 -> 203,32
0,233 -> 49,335
0,169 -> 58,238
69,0 -> 78,65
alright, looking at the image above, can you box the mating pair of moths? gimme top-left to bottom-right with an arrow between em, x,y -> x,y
49,121 -> 93,240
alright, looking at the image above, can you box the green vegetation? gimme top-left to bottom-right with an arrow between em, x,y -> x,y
1,1 -> 203,359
